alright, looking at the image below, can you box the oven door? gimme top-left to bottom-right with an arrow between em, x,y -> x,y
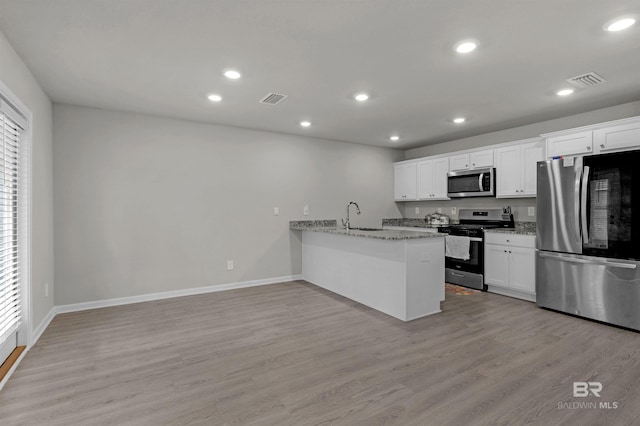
445,237 -> 483,274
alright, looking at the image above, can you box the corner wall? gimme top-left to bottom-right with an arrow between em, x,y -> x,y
0,31 -> 54,333
53,104 -> 402,305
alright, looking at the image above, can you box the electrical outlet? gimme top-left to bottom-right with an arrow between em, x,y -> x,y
44,282 -> 49,297
437,207 -> 442,213
273,207 -> 279,216
451,207 -> 457,215
528,206 -> 535,216
303,204 -> 309,216
415,207 -> 420,215
227,260 -> 234,270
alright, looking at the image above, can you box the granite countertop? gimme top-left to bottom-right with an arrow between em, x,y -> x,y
290,220 -> 444,240
485,223 -> 536,236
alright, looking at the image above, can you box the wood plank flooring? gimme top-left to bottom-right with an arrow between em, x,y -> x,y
1,280 -> 639,425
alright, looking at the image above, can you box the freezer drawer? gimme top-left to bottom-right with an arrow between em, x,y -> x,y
536,251 -> 640,331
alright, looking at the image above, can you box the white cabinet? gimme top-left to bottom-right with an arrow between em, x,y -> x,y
449,153 -> 470,171
495,139 -> 545,197
545,130 -> 593,158
449,149 -> 494,171
394,161 -> 417,201
484,233 -> 536,301
470,150 -> 494,168
594,121 -> 640,153
417,157 -> 450,200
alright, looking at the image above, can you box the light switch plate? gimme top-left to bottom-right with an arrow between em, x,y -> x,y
528,206 -> 535,216
415,207 -> 420,215
227,260 -> 234,270
273,207 -> 279,216
303,205 -> 309,216
437,207 -> 442,213
451,207 -> 457,215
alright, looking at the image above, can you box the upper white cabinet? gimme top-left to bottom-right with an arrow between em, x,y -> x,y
417,157 -> 450,200
594,121 -> 640,153
545,131 -> 593,158
543,116 -> 640,158
449,149 -> 494,171
394,161 -> 417,201
495,139 -> 545,198
470,150 -> 494,168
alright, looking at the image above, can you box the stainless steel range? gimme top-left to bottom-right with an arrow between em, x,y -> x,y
438,209 -> 514,290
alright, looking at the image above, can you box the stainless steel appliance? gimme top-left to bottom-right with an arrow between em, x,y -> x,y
536,152 -> 640,331
447,168 -> 495,198
438,209 -> 514,290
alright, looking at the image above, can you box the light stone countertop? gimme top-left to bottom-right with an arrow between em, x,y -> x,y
484,225 -> 536,236
290,221 -> 444,240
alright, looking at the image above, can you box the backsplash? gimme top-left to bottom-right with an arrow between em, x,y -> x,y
401,197 -> 537,222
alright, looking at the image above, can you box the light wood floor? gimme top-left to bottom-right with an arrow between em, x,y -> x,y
1,281 -> 639,425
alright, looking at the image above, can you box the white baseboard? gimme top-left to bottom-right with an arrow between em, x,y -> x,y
55,275 -> 303,314
31,306 -> 56,346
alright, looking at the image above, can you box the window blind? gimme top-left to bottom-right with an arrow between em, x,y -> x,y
0,100 -> 22,347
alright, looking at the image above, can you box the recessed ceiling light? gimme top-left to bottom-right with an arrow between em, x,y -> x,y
223,69 -> 241,79
389,135 -> 400,142
207,94 -> 222,102
354,93 -> 369,102
455,41 -> 477,53
453,117 -> 466,124
556,88 -> 574,96
605,17 -> 636,32
300,121 -> 311,127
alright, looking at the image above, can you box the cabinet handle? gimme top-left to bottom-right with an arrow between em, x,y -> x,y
506,239 -> 510,242
504,250 -> 507,253
586,146 -> 591,150
472,163 -> 476,166
466,164 -> 468,167
509,251 -> 512,253
600,144 -> 605,149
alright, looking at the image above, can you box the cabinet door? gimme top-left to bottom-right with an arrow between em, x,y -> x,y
508,246 -> 535,294
495,146 -> 521,197
521,142 -> 546,196
484,244 -> 509,287
546,131 -> 593,158
417,160 -> 434,199
394,162 -> 417,201
432,157 -> 450,199
470,149 -> 494,168
594,122 -> 640,153
449,153 -> 470,171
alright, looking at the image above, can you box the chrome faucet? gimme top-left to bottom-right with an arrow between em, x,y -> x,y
341,201 -> 361,230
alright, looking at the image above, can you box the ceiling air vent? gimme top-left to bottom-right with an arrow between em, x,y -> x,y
259,93 -> 288,105
566,72 -> 607,88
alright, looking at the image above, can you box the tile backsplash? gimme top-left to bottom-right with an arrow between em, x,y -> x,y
402,197 -> 537,222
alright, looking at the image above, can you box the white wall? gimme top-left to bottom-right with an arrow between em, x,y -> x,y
53,104 -> 402,305
0,31 -> 54,332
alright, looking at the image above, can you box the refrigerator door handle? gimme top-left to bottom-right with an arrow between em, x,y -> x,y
538,252 -> 637,269
581,166 -> 590,244
575,166 -> 583,241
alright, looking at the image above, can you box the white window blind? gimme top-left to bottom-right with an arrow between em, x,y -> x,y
0,96 -> 23,347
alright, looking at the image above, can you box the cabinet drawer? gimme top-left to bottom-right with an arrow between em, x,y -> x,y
485,232 -> 535,248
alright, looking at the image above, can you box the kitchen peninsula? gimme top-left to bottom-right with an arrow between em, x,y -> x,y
290,220 -> 445,321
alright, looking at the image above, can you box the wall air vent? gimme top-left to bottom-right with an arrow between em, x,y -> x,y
259,93 -> 288,105
566,72 -> 607,88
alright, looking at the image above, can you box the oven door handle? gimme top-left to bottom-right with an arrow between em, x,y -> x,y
445,236 -> 482,242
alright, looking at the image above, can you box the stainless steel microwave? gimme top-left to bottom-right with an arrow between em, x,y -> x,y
447,168 -> 495,198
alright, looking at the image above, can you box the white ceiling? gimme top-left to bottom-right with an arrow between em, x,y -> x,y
1,0 -> 639,149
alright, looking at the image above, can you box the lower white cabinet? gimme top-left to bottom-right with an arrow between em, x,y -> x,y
484,233 -> 535,301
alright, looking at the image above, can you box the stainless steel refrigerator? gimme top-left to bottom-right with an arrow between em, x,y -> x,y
536,151 -> 640,331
